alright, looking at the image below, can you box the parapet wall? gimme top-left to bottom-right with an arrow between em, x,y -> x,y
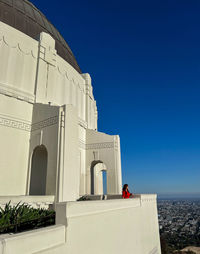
56,194 -> 161,254
0,225 -> 65,254
0,194 -> 161,254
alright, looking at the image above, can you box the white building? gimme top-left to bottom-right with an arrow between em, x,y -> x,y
0,1 -> 161,253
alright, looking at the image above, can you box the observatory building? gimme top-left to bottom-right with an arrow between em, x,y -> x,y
0,0 -> 161,253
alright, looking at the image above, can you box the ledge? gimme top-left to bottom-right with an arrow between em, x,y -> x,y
78,193 -> 157,201
56,194 -> 158,227
0,225 -> 65,254
57,198 -> 141,219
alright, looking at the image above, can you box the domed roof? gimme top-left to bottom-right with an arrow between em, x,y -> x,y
0,0 -> 81,73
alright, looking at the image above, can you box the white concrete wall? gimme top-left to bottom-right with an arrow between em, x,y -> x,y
35,32 -> 97,132
55,194 -> 161,254
58,105 -> 79,202
28,104 -> 60,196
82,73 -> 97,130
85,130 -> 122,195
78,126 -> 87,196
29,104 -> 81,202
0,22 -> 99,198
0,94 -> 32,195
0,225 -> 65,254
0,196 -> 161,254
0,18 -> 123,199
0,21 -> 37,195
0,22 -> 38,103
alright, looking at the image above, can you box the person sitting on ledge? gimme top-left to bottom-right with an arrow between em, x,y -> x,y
122,184 -> 133,199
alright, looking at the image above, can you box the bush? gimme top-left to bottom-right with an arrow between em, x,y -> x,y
77,196 -> 91,201
0,202 -> 55,234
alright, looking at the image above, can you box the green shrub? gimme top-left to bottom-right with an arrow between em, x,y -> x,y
77,196 -> 91,201
0,201 -> 55,234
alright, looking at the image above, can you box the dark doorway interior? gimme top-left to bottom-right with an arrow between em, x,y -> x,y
29,145 -> 48,195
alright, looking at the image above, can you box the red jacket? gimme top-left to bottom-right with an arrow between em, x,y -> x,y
122,190 -> 132,199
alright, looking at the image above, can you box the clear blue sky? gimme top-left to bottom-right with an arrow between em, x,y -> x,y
32,0 -> 200,197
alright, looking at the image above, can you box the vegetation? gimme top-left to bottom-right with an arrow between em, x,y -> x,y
77,195 -> 91,201
160,235 -> 199,254
0,202 -> 55,234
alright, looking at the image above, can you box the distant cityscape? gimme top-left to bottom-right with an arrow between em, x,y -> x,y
158,199 -> 200,252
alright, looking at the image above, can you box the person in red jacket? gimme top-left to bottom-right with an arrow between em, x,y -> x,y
122,184 -> 133,199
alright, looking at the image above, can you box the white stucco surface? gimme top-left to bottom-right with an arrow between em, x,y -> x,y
56,195 -> 161,254
0,225 -> 65,254
0,20 -> 122,199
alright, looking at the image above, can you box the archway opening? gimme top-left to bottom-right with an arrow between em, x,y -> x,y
91,161 -> 107,195
29,145 -> 48,195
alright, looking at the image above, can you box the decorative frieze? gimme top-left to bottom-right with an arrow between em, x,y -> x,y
86,142 -> 114,150
57,65 -> 87,94
0,114 -> 58,132
0,114 -> 31,132
0,33 -> 38,58
79,140 -> 115,150
31,116 -> 58,132
0,114 -> 114,152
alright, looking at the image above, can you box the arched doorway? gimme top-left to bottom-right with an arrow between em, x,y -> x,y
91,161 -> 107,195
29,145 -> 48,195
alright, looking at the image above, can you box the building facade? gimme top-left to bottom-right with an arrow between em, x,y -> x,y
0,0 -> 122,201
